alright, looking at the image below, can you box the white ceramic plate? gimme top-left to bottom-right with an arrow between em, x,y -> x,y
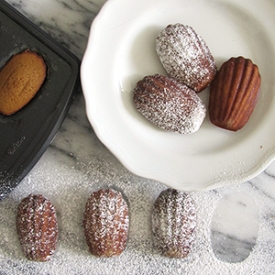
81,0 -> 275,191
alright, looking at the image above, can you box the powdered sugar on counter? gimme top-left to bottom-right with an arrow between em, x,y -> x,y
1,118 -> 275,274
1,0 -> 275,274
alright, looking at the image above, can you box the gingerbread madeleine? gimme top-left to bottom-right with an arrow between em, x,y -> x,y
0,51 -> 46,115
156,24 -> 216,92
133,74 -> 206,134
83,188 -> 129,257
152,188 -> 196,258
209,56 -> 261,131
16,194 -> 58,262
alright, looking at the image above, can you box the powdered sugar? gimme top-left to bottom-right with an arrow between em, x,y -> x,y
83,188 -> 129,257
133,74 -> 206,134
152,189 -> 196,258
1,147 -> 275,274
156,24 -> 217,92
16,194 -> 58,262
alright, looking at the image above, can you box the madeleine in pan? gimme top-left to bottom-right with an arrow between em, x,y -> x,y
0,51 -> 46,116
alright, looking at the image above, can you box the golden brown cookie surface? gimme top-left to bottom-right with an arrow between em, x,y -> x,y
0,51 -> 46,115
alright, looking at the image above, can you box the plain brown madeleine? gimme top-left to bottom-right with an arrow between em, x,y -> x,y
209,56 -> 261,131
0,50 -> 46,115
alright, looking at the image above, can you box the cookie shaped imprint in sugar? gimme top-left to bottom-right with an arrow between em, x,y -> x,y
16,194 -> 58,262
83,188 -> 129,257
156,24 -> 217,92
0,50 -> 46,115
133,74 -> 206,134
209,56 -> 261,131
152,189 -> 197,258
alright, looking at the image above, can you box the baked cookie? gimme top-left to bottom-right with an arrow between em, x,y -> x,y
156,24 -> 216,92
209,56 -> 261,131
133,74 -> 206,134
16,194 -> 58,261
83,188 -> 129,257
152,188 -> 196,258
0,50 -> 46,115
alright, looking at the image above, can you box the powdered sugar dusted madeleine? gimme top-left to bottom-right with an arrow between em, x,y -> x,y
16,194 -> 58,262
152,189 -> 196,258
133,74 -> 206,134
156,24 -> 217,92
83,188 -> 129,257
209,56 -> 261,131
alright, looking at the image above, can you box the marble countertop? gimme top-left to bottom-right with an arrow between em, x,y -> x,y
1,0 -> 275,274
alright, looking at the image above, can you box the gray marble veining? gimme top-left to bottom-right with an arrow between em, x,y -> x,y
211,192 -> 259,263
1,0 -> 275,274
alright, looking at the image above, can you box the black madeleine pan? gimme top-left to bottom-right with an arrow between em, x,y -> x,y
0,0 -> 80,200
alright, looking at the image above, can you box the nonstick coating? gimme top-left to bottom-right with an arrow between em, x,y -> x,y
0,0 -> 80,200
